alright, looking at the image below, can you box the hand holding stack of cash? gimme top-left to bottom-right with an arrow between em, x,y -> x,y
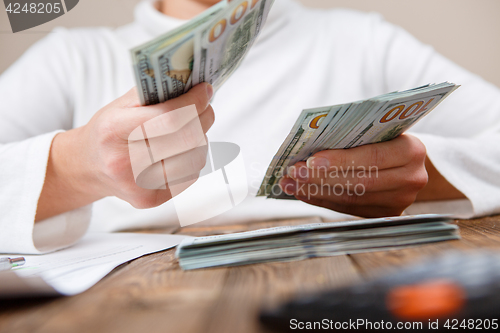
176,215 -> 459,270
258,83 -> 459,199
131,0 -> 274,106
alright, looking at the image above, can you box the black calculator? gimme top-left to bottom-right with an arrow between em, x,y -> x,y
260,251 -> 500,332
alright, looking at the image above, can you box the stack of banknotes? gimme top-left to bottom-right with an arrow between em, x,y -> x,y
258,82 -> 459,198
131,0 -> 274,106
176,215 -> 459,270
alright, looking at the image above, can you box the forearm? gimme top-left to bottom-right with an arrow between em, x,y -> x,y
35,128 -> 102,222
415,157 -> 466,202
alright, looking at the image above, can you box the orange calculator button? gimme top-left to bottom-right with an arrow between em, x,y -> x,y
387,279 -> 466,321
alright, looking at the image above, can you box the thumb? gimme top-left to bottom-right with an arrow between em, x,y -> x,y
163,83 -> 214,115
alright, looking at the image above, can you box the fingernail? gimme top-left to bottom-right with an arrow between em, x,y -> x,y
279,178 -> 297,195
307,156 -> 330,169
288,165 -> 309,182
206,84 -> 214,100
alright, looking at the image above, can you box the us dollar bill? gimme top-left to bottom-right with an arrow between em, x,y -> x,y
175,214 -> 459,270
132,0 -> 274,105
257,107 -> 331,197
151,35 -> 195,102
131,1 -> 226,105
192,0 -> 274,90
259,83 -> 460,199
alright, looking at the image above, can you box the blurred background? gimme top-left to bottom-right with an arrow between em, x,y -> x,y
1,0 -> 499,87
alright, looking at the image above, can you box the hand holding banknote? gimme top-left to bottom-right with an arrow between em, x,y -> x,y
280,134 -> 428,217
36,84 -> 215,221
258,83 -> 465,218
131,0 -> 274,105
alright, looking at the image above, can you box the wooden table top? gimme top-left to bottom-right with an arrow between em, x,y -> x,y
1,215 -> 500,333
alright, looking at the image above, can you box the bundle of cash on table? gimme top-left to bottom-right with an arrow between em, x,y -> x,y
176,215 -> 459,270
131,0 -> 274,106
258,82 -> 459,199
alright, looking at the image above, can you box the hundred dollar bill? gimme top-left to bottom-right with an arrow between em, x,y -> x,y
131,1 -> 226,105
192,0 -> 274,90
339,84 -> 459,148
259,83 -> 460,199
176,214 -> 458,270
257,107 -> 331,197
151,35 -> 196,102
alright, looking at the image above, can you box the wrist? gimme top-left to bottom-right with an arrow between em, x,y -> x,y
50,127 -> 104,203
36,127 -> 103,221
416,158 -> 466,201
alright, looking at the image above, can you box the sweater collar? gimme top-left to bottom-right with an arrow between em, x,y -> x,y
134,0 -> 188,38
134,0 -> 294,41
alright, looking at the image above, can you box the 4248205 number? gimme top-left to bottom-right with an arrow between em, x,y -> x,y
5,2 -> 62,14
444,318 -> 498,330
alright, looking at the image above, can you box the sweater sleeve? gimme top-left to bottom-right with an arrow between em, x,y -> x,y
366,14 -> 500,218
0,29 -> 91,254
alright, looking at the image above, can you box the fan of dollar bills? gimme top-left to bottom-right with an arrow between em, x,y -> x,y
131,0 -> 274,106
258,82 -> 459,199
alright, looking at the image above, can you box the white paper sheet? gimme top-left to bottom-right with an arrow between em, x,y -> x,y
0,232 -> 190,298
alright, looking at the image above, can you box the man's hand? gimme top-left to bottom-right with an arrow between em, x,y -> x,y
36,83 -> 215,221
279,134 -> 429,217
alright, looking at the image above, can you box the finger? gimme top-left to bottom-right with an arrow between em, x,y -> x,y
162,145 -> 208,183
279,176 -> 417,208
114,87 -> 142,108
294,196 -> 404,218
128,107 -> 212,180
127,82 -> 213,115
146,114 -> 211,162
288,162 -> 427,193
306,134 -> 426,170
135,145 -> 207,189
162,82 -> 213,115
126,174 -> 198,209
200,105 -> 215,133
118,184 -> 173,209
124,83 -> 213,140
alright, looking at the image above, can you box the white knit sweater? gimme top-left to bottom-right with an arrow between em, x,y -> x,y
1,0 -> 500,253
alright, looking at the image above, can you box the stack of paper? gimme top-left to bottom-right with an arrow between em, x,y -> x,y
0,233 -> 189,298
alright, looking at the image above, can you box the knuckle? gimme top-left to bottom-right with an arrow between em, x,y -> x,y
407,169 -> 429,190
339,192 -> 359,206
102,154 -> 130,179
158,112 -> 179,133
190,90 -> 206,112
180,124 -> 204,150
180,129 -> 199,150
384,207 -> 405,217
328,149 -> 348,168
416,170 -> 429,188
190,148 -> 207,171
129,196 -> 152,209
357,175 -> 375,191
393,192 -> 417,209
369,145 -> 382,167
206,105 -> 215,128
408,137 -> 427,162
129,193 -> 162,209
147,109 -> 184,135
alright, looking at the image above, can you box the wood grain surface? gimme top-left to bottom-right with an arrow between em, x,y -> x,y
1,215 -> 499,333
